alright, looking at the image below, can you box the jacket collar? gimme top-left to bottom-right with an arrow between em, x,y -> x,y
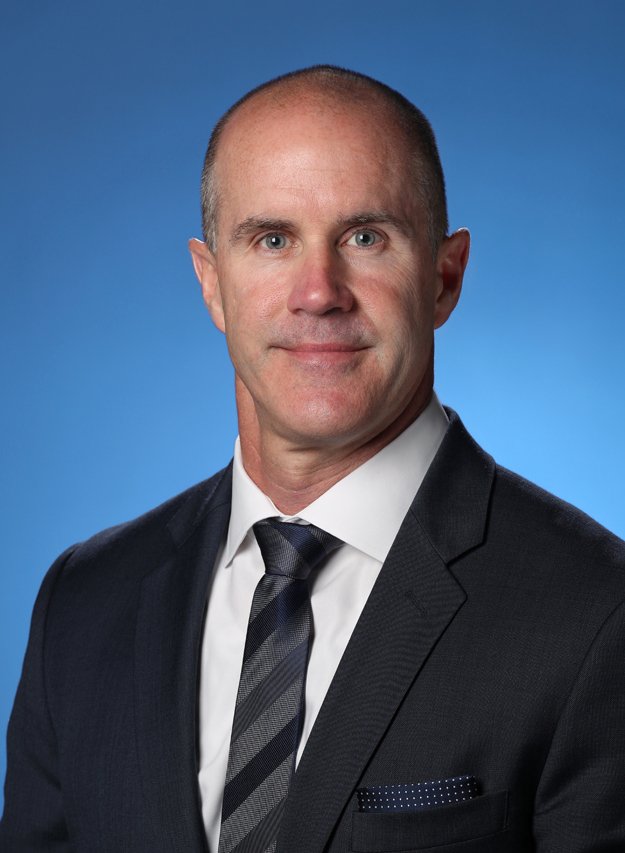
412,407 -> 495,563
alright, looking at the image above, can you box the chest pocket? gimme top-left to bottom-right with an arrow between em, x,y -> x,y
350,790 -> 508,851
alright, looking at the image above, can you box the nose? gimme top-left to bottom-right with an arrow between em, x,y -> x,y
286,245 -> 354,315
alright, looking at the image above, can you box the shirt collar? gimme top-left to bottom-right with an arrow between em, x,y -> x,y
222,393 -> 449,566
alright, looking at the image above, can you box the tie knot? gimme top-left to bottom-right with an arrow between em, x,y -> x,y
253,519 -> 342,580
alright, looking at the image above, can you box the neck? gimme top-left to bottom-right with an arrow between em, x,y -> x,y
237,387 -> 433,516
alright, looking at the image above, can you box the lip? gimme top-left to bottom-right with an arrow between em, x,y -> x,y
281,343 -> 364,353
277,343 -> 368,364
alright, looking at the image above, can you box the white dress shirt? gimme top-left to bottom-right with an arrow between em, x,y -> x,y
197,394 -> 449,850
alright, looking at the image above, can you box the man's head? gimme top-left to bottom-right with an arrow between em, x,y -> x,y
190,66 -> 469,470
201,66 -> 449,255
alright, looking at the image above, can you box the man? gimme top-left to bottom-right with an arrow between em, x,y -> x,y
2,65 -> 625,852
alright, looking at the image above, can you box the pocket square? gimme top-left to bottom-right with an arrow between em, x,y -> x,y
356,774 -> 480,813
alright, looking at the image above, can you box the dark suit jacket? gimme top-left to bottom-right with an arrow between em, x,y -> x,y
3,411 -> 625,852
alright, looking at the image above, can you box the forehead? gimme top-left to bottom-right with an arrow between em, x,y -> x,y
214,93 -> 418,219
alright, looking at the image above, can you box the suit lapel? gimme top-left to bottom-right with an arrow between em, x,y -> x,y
277,412 -> 495,853
277,512 -> 464,853
134,467 -> 232,853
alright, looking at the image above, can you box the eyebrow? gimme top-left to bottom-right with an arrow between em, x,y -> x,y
228,210 -> 414,245
229,217 -> 296,245
336,211 -> 414,237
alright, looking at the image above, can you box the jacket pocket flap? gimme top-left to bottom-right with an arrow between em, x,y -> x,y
351,789 -> 508,852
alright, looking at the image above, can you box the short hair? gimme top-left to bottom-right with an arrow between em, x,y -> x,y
200,65 -> 448,253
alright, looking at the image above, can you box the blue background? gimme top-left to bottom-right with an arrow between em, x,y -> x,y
1,0 -> 624,800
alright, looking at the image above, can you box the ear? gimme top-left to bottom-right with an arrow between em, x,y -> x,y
188,237 -> 226,333
433,228 -> 470,329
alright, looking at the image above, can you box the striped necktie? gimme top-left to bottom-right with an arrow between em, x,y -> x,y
218,519 -> 342,853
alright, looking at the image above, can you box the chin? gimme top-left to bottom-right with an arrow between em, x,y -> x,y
277,403 -> 379,447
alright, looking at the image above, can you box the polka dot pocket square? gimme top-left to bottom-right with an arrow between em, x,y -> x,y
356,775 -> 480,813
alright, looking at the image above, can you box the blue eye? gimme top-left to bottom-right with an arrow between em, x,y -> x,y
348,230 -> 380,247
262,233 -> 288,250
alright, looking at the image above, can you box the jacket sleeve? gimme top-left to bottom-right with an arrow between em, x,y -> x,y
533,598 -> 625,851
0,547 -> 77,852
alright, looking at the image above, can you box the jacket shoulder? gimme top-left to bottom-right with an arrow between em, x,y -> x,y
493,464 -> 625,562
50,464 -> 232,590
485,464 -> 625,607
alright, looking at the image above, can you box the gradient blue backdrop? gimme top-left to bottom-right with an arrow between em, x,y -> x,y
2,0 -> 624,800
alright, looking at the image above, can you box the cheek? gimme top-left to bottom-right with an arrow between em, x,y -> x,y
222,266 -> 286,330
361,273 -> 433,348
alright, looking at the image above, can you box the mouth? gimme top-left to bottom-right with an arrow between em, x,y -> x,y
282,343 -> 364,353
276,343 -> 369,366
